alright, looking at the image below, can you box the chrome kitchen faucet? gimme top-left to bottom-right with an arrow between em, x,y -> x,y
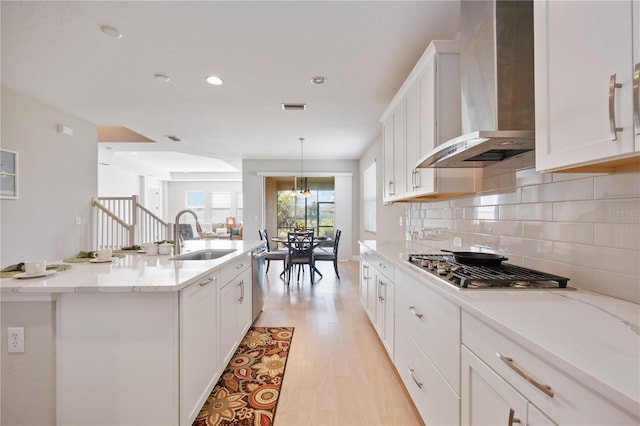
173,209 -> 203,255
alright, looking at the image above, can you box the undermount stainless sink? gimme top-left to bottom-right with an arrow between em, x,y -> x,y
170,249 -> 236,261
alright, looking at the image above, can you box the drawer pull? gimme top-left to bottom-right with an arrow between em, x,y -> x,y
236,263 -> 245,270
497,352 -> 554,398
408,368 -> 423,389
508,408 -> 521,425
409,306 -> 423,319
377,263 -> 387,269
199,277 -> 215,287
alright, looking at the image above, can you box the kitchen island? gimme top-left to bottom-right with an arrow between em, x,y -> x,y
1,239 -> 263,426
360,240 -> 640,425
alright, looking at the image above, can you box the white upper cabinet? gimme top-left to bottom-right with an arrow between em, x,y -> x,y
534,0 -> 640,172
381,40 -> 474,203
382,101 -> 405,202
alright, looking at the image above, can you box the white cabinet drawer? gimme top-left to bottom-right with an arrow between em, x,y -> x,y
372,255 -> 394,282
395,269 -> 460,394
395,321 -> 460,426
220,251 -> 251,284
462,311 -> 638,425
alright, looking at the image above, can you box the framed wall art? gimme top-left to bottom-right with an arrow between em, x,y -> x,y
0,149 -> 18,199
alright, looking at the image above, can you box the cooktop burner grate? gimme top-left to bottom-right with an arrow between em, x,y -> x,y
408,254 -> 570,289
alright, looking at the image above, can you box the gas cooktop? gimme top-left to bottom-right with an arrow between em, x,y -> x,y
407,254 -> 573,290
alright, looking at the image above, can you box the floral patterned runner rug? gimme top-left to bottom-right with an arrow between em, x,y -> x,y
194,327 -> 294,426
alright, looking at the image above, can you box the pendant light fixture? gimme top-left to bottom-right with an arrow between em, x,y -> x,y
289,176 -> 297,197
299,138 -> 312,198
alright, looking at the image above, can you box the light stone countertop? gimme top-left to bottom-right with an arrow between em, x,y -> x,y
0,240 -> 264,297
360,239 -> 640,421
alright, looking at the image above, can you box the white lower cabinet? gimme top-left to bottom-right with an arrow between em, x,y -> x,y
220,267 -> 252,368
180,271 -> 220,425
57,259 -> 255,426
461,346 -> 554,426
396,321 -> 460,425
374,272 -> 394,357
462,311 -> 638,425
395,269 -> 460,393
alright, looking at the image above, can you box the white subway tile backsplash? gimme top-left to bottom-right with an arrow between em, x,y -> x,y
594,223 -> 640,250
553,199 -> 640,223
594,172 -> 640,199
516,168 -> 552,187
407,170 -> 640,303
522,178 -> 593,203
479,188 -> 521,206
522,222 -> 595,245
499,203 -> 553,221
553,242 -> 639,277
465,206 -> 499,220
499,236 -> 554,260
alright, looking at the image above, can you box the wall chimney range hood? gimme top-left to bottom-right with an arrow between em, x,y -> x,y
417,0 -> 535,168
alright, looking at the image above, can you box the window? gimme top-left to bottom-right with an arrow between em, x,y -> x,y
185,191 -> 205,222
276,177 -> 334,239
211,192 -> 231,223
363,162 -> 376,232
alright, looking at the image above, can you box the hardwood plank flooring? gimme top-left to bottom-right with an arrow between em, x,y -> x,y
253,260 -> 424,425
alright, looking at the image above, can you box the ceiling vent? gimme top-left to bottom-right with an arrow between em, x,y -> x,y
166,135 -> 181,142
281,103 -> 307,111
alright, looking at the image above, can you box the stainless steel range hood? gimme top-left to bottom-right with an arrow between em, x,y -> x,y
417,0 -> 535,168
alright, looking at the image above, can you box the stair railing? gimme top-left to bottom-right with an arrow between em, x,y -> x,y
91,195 -> 171,250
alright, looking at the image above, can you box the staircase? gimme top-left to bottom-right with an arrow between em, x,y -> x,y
92,195 -> 171,250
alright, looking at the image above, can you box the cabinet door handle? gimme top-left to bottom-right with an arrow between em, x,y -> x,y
408,368 -> 423,389
609,74 -> 624,141
378,280 -> 385,302
497,352 -> 554,398
409,306 -> 423,319
377,263 -> 387,269
634,63 -> 640,135
362,264 -> 369,280
199,276 -> 215,287
237,280 -> 244,302
508,408 -> 521,425
388,180 -> 395,195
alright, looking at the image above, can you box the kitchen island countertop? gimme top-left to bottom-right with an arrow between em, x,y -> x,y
360,239 -> 640,422
0,240 -> 263,296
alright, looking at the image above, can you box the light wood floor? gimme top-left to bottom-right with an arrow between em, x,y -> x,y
253,260 -> 424,426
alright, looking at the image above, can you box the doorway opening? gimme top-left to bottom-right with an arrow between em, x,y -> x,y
265,176 -> 335,239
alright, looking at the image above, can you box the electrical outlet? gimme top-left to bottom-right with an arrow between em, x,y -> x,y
399,216 -> 403,227
8,327 -> 24,353
453,236 -> 462,248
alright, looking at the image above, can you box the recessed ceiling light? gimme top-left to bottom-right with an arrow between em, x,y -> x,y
131,152 -> 138,155
154,74 -> 170,83
206,75 -> 224,86
311,76 -> 327,85
498,141 -> 514,146
100,25 -> 122,39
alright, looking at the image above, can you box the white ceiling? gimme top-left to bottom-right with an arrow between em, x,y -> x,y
1,1 -> 461,174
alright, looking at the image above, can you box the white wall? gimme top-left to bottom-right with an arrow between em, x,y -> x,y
98,164 -> 140,197
0,86 -> 98,425
242,159 -> 358,261
1,87 -> 96,265
358,133 -> 406,242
